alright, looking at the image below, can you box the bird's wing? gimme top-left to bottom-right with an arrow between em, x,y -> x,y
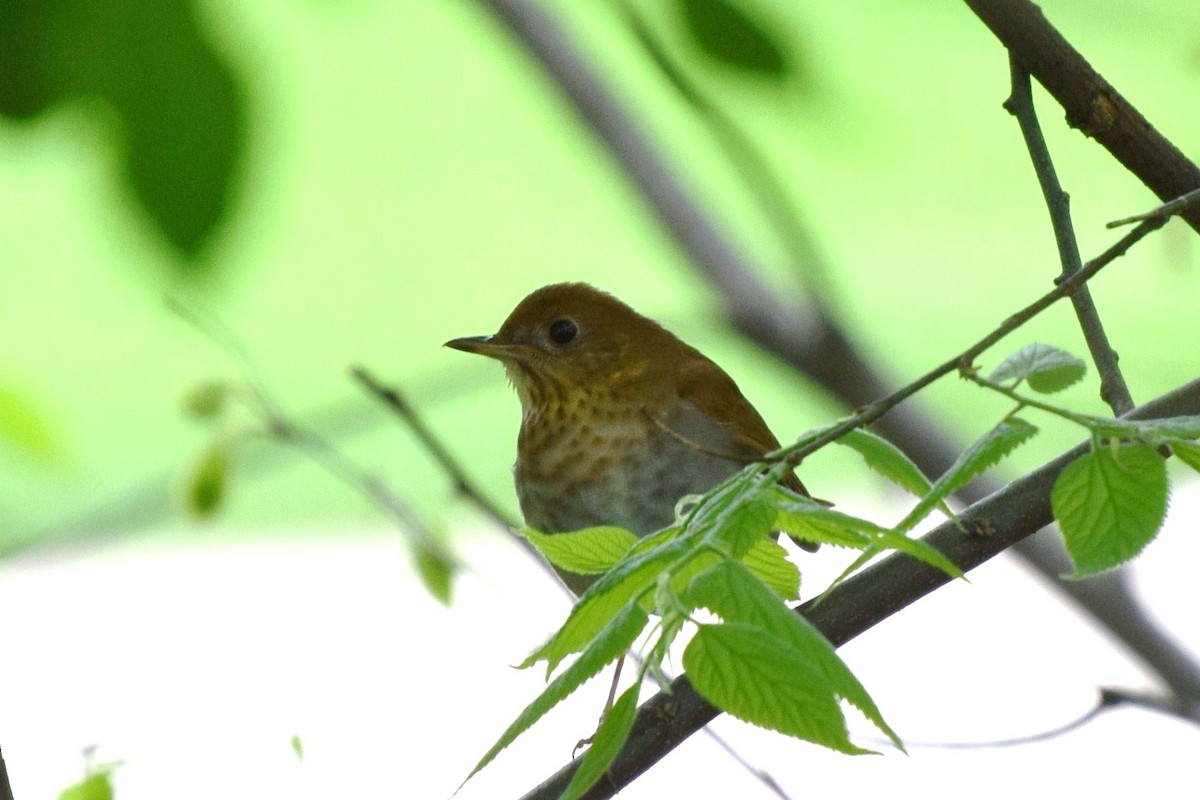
649,358 -> 811,498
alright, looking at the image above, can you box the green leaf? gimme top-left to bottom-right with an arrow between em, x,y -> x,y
684,623 -> 868,753
989,343 -> 1086,393
896,417 -> 1038,534
519,526 -> 639,575
870,531 -> 964,580
1051,445 -> 1168,576
58,774 -> 113,800
290,734 -> 304,761
0,385 -> 65,464
413,544 -> 454,605
0,0 -> 246,261
740,536 -> 800,600
521,539 -> 687,673
183,380 -> 230,419
560,683 -> 641,800
463,602 -> 648,787
1169,440 -> 1200,472
186,442 -> 229,518
685,561 -> 901,750
772,496 -> 879,548
837,428 -> 934,499
677,0 -> 789,78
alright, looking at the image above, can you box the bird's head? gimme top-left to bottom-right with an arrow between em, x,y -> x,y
445,283 -> 679,410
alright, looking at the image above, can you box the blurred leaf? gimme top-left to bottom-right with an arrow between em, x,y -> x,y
676,0 -> 789,78
1169,440 -> 1200,472
58,774 -> 112,800
414,544 -> 454,605
186,442 -> 229,518
290,734 -> 305,762
0,385 -> 65,464
989,343 -> 1086,393
0,0 -> 246,261
1052,444 -> 1168,577
183,380 -> 230,420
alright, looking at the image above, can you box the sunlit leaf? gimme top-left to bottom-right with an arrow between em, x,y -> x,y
414,544 -> 454,605
837,428 -> 934,498
560,683 -> 641,800
896,417 -> 1038,534
740,536 -> 800,600
988,343 -> 1086,393
520,526 -> 639,575
685,561 -> 901,750
1051,445 -> 1168,577
1169,440 -> 1200,473
462,602 -> 647,788
58,774 -> 112,800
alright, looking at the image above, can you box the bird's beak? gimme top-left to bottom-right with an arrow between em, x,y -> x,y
445,335 -> 526,361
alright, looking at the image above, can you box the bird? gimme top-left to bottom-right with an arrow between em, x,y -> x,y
445,282 -> 813,593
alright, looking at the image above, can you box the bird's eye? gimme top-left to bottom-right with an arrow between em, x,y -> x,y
548,317 -> 578,346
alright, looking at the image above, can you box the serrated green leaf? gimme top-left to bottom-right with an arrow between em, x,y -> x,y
1051,445 -> 1168,577
186,442 -> 229,518
896,417 -> 1038,534
0,385 -> 65,464
870,531 -> 963,579
1169,440 -> 1200,472
677,0 -> 788,77
989,343 -> 1086,393
837,428 -> 934,498
560,682 -> 641,800
521,539 -> 687,673
463,602 -> 648,788
772,496 -> 879,548
684,623 -> 869,753
740,536 -> 800,600
707,497 -> 775,558
519,526 -> 639,575
684,561 -> 901,750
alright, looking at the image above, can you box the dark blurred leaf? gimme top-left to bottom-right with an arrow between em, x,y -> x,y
677,0 -> 790,78
0,0 -> 246,262
186,441 -> 229,518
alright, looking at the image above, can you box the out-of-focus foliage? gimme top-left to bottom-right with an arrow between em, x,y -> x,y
0,0 -> 246,263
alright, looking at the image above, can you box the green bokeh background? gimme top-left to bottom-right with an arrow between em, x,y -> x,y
2,0 -> 1198,566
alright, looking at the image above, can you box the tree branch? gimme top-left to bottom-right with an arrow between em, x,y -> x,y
1004,58 -> 1134,415
963,0 -> 1200,234
523,377 -> 1200,800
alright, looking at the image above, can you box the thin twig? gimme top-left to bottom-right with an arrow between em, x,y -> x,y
772,203 -> 1178,469
167,299 -> 450,564
352,366 -> 517,530
523,377 -> 1200,800
1108,187 -> 1200,228
1004,58 -> 1135,415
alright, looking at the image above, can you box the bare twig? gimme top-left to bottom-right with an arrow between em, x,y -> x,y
1108,187 -> 1200,228
1004,58 -> 1134,415
523,377 -> 1200,800
352,366 -> 517,530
